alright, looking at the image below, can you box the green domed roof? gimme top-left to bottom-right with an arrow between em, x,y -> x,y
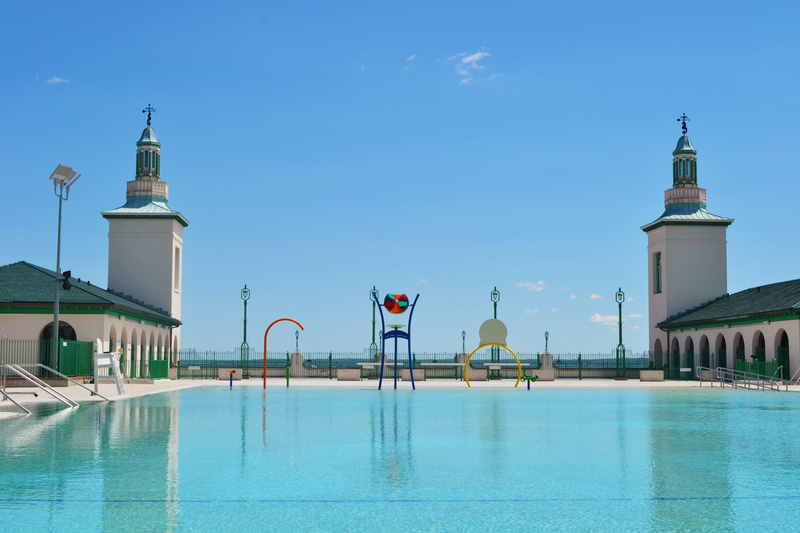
673,135 -> 696,155
137,127 -> 161,147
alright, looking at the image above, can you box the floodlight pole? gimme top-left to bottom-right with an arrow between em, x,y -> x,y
50,165 -> 80,370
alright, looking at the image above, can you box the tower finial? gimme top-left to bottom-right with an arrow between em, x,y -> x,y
677,113 -> 690,135
142,104 -> 156,127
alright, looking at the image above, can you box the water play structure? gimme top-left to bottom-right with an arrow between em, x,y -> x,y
372,292 -> 419,390
464,318 -> 523,387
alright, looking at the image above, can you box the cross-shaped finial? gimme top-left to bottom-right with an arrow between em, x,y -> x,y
677,113 -> 690,135
142,104 -> 156,127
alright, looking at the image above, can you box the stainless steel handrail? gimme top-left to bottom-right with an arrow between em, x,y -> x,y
3,365 -> 78,407
17,364 -> 110,401
696,366 -> 786,391
0,388 -> 31,415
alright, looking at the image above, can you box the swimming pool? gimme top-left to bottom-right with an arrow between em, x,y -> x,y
1,385 -> 798,532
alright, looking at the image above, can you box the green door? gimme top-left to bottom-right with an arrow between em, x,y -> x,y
777,346 -> 790,380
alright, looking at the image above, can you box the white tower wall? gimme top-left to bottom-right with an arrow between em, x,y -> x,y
646,225 -> 728,353
107,218 -> 183,319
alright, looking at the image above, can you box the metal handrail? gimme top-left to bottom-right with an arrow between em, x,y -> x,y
0,388 -> 31,415
17,363 -> 110,401
697,366 -> 787,391
3,365 -> 78,407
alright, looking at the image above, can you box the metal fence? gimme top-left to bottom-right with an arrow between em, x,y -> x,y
173,347 -> 661,380
0,338 -> 93,378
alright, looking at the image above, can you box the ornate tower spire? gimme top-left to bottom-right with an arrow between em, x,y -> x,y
134,104 -> 162,185
641,117 -> 733,358
671,114 -> 698,191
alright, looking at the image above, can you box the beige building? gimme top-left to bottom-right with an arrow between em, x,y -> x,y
0,118 -> 188,378
643,127 -> 797,379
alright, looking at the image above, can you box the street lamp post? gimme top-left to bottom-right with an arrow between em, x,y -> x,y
295,330 -> 299,353
370,286 -> 379,359
50,165 -> 81,370
462,330 -> 466,354
615,288 -> 627,379
545,331 -> 549,353
240,285 -> 250,370
491,287 -> 499,319
490,287 -> 500,375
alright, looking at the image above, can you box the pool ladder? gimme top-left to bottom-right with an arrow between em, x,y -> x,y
696,366 -> 787,391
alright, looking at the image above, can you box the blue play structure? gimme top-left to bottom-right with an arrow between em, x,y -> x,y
371,292 -> 420,390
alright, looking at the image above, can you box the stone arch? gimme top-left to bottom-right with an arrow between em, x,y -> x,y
684,337 -> 695,371
653,338 -> 663,368
715,333 -> 728,369
140,330 -> 147,378
733,332 -> 745,363
130,327 -> 139,378
699,335 -> 710,367
775,329 -> 790,379
670,336 -> 680,369
39,321 -> 78,369
149,331 -> 156,359
120,327 -> 129,377
40,321 -> 77,342
752,330 -> 766,362
109,323 -> 118,353
157,332 -> 164,360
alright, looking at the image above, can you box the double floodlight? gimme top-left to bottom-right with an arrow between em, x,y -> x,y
50,164 -> 81,192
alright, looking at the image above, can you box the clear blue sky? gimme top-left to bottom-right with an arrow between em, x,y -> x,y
2,1 -> 799,354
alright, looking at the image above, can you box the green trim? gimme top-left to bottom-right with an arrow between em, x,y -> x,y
660,311 -> 800,331
642,219 -> 733,232
102,212 -> 189,227
0,303 -> 179,327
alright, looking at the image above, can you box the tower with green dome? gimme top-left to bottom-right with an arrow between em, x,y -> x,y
641,118 -> 733,359
102,109 -> 189,360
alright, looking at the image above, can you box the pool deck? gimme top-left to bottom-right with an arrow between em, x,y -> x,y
0,378 -> 800,420
2,377 -> 797,419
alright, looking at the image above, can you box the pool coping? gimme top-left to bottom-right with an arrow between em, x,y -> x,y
6,375 -> 792,419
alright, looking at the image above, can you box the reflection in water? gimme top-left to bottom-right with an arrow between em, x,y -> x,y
648,390 -> 732,531
479,395 -> 506,479
5,387 -> 800,531
370,394 -> 414,490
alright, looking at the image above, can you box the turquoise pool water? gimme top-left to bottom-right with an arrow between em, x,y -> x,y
2,386 -> 799,532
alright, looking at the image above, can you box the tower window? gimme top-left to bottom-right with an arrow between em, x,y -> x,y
174,246 -> 181,291
654,252 -> 662,294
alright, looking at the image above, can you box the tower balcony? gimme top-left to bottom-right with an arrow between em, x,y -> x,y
126,179 -> 169,199
665,186 -> 706,206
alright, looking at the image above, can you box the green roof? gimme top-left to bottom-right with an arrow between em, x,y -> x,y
658,279 -> 800,329
673,135 -> 696,155
0,261 -> 180,326
102,196 -> 189,227
641,202 -> 733,231
137,127 -> 160,147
